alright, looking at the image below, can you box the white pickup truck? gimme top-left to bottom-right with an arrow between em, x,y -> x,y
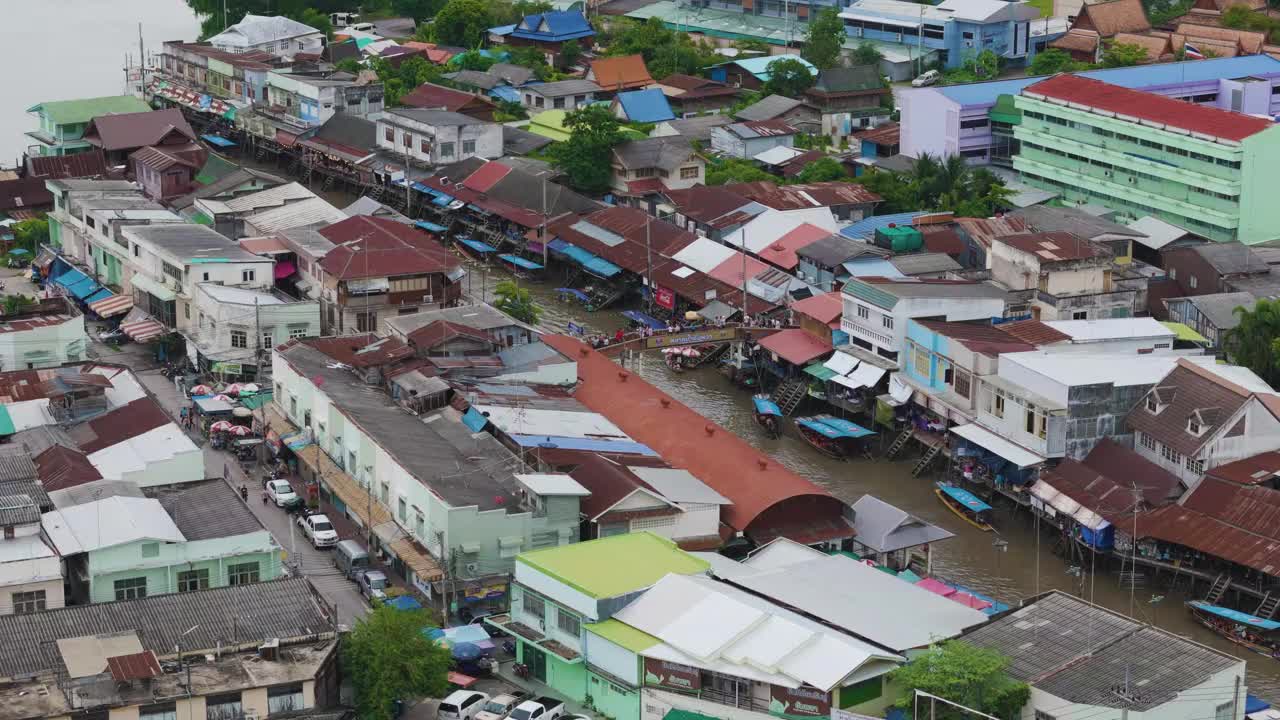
474,692 -> 529,720
508,697 -> 565,720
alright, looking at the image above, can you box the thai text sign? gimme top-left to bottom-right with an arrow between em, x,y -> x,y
643,658 -> 700,692
769,685 -> 831,718
646,327 -> 737,349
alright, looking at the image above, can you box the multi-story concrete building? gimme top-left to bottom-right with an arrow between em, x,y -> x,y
0,298 -> 87,371
839,0 -> 1044,70
988,231 -> 1138,320
208,13 -> 325,58
25,96 -> 150,156
1013,74 -> 1280,244
189,283 -> 320,377
0,494 -> 62,616
841,277 -> 1009,362
265,70 -> 385,127
375,108 -> 503,165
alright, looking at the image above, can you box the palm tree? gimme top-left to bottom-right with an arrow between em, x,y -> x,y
1223,299 -> 1280,387
493,280 -> 543,326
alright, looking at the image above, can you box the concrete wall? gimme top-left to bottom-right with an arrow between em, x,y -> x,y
0,577 -> 64,615
585,631 -> 640,685
376,115 -> 503,164
588,669 -> 641,720
1236,125 -> 1280,245
0,314 -> 87,370
898,88 -> 959,160
88,539 -> 280,603
1063,381 -> 1149,460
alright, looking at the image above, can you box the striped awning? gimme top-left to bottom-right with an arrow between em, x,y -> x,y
121,317 -> 168,342
88,294 -> 133,318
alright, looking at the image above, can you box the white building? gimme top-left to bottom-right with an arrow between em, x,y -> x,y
521,79 -> 601,111
195,182 -> 341,239
43,180 -> 181,272
841,276 -> 1009,363
265,70 -> 385,127
188,283 -> 321,375
0,298 -> 87,371
375,108 -> 503,165
1040,318 -> 1179,355
0,494 -> 63,615
1127,358 -> 1280,487
964,591 -> 1245,720
709,121 -> 797,159
208,14 -> 325,59
119,224 -> 275,334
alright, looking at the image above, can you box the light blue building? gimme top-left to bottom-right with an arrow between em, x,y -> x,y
839,0 -> 1047,70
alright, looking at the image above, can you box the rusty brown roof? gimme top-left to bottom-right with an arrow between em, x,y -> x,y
955,215 -> 1029,249
1111,32 -> 1172,61
1051,28 -> 1102,53
1040,458 -> 1141,525
854,122 -> 900,147
1182,476 -> 1280,539
1175,22 -> 1266,52
1126,360 -> 1252,457
994,231 -> 1108,261
1076,0 -> 1151,36
1205,451 -> 1280,485
82,109 -> 196,152
1082,439 -> 1182,505
996,319 -> 1072,345
725,181 -> 882,209
914,319 -> 1035,355
107,651 -> 163,682
1135,503 -> 1280,576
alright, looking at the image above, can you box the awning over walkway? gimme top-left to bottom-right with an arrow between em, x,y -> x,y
949,423 -> 1045,468
1029,479 -> 1109,531
88,294 -> 133,318
757,329 -> 832,366
52,268 -> 103,300
130,273 -> 177,302
121,316 -> 168,342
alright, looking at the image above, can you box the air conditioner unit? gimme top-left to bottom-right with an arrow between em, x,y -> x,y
465,562 -> 479,573
422,294 -> 433,304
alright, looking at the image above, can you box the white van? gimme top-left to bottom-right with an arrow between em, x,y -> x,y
440,691 -> 490,720
911,69 -> 941,88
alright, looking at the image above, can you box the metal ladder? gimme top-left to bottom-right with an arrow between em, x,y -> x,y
885,427 -> 914,460
911,443 -> 943,477
1205,573 -> 1231,604
1257,592 -> 1280,619
771,379 -> 808,416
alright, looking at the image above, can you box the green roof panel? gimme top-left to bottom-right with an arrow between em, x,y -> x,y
29,96 -> 151,126
586,619 -> 659,652
516,533 -> 709,598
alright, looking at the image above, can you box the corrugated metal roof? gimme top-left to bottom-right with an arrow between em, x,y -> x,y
41,496 -> 185,555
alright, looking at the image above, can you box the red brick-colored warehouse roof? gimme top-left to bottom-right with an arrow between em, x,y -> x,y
542,335 -> 852,544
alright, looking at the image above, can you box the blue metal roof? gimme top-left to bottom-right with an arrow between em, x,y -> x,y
84,288 -> 113,304
458,238 -> 497,253
937,55 -> 1280,107
753,395 -> 782,416
489,23 -> 517,35
509,433 -> 658,456
462,407 -> 489,432
488,86 -> 522,103
509,10 -> 596,41
416,221 -> 447,233
840,212 -> 926,241
938,484 -> 992,513
621,309 -> 664,330
615,88 -> 675,123
1191,601 -> 1280,630
810,414 -> 875,438
713,54 -> 816,80
499,254 -> 543,270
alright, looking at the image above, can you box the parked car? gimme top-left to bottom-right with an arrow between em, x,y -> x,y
911,69 -> 941,87
439,690 -> 490,720
334,539 -> 371,580
564,715 -> 593,720
298,513 -> 338,548
509,697 -> 565,720
358,569 -> 389,601
474,692 -> 530,720
265,479 -> 301,508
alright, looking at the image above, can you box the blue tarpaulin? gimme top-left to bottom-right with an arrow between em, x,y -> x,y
547,238 -> 570,253
556,287 -> 589,302
457,238 -> 496,254
52,268 -> 104,300
462,407 -> 489,432
411,182 -> 433,194
84,288 -> 113,304
433,194 -> 455,206
509,433 -> 658,455
498,254 -> 543,270
621,310 -> 664,330
1247,695 -> 1271,714
416,221 -> 447,233
752,396 -> 782,417
386,595 -> 423,611
558,243 -> 621,278
797,416 -> 873,440
938,484 -> 992,513
810,415 -> 875,438
1191,602 -> 1280,630
201,134 -> 236,147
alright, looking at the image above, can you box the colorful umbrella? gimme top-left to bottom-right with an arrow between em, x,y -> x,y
241,383 -> 261,394
210,420 -> 234,432
212,394 -> 233,403
224,383 -> 244,395
226,424 -> 252,436
190,384 -> 213,396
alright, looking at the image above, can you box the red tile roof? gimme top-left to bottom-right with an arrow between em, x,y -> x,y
661,185 -> 752,224
590,54 -> 654,91
725,181 -> 882,210
1039,458 -> 1141,526
69,398 -> 172,454
301,334 -> 414,368
408,320 -> 495,350
0,178 -> 53,213
997,319 -> 1071,345
914,319 -> 1036,355
107,651 -> 163,682
1082,438 -> 1182,505
541,335 -> 849,541
790,291 -> 843,326
568,453 -> 669,520
1024,74 -> 1274,142
319,215 -> 461,280
1205,451 -> 1280,485
461,161 -> 512,193
755,328 -> 833,366
1182,476 -> 1280,539
1126,359 -> 1254,457
920,227 -> 966,257
1136,503 -> 1280,575
707,253 -> 772,289
995,231 -> 1108,261
34,446 -> 102,492
25,150 -> 110,180
659,74 -> 721,92
758,224 -> 837,271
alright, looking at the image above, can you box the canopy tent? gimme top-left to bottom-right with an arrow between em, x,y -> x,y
52,268 -> 104,300
457,237 -> 496,254
796,416 -> 874,440
621,309 -> 664,330
752,396 -> 781,416
804,363 -> 837,381
84,288 -> 113,304
498,254 -> 544,270
88,294 -> 133,318
416,221 -> 448,233
273,260 -> 297,280
937,484 -> 992,513
120,317 -> 168,342
557,242 -> 622,278
201,134 -> 236,148
949,423 -> 1045,469
696,299 -> 736,323
823,352 -> 858,377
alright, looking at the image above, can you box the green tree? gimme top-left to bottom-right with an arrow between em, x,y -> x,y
432,0 -> 495,47
560,39 -> 584,68
802,7 -> 847,70
734,38 -> 772,55
1028,48 -> 1085,75
1,295 -> 34,316
890,641 -> 1030,720
336,57 -> 364,74
552,104 -> 622,193
344,605 -> 451,720
12,218 -> 48,254
853,152 -> 1011,216
706,157 -> 777,185
603,18 -> 721,77
793,157 -> 847,183
1224,298 -> 1280,387
458,52 -> 497,71
298,8 -> 334,39
763,58 -> 815,97
495,100 -> 528,121
1100,40 -> 1149,67
372,55 -> 448,105
850,42 -> 884,67
185,0 -> 350,39
493,280 -> 544,324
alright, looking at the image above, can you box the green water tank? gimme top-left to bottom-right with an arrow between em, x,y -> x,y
875,225 -> 923,253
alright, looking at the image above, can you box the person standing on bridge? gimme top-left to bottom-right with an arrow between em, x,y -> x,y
614,328 -> 625,344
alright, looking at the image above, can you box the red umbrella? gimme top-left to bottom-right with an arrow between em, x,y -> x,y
226,424 -> 252,436
190,384 -> 213,395
210,420 -> 234,432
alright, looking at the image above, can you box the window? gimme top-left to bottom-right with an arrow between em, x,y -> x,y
994,393 -> 1005,419
415,511 -> 425,538
954,369 -> 972,399
1188,417 -> 1203,435
1072,310 -> 1088,320
403,131 -> 413,147
12,590 -> 45,614
522,591 -> 546,622
1187,456 -> 1205,475
227,562 -> 260,586
178,569 -> 210,593
398,497 -> 407,521
230,330 -> 248,349
2,526 -> 11,540
440,142 -> 455,158
1189,275 -> 1198,289
912,343 -> 930,377
114,577 -> 147,601
556,607 -> 581,637
356,311 -> 377,332
141,542 -> 159,558
262,330 -> 275,348
385,126 -> 394,142
1139,431 -> 1156,452
1161,443 -> 1182,465
856,305 -> 870,319
883,316 -> 893,329
289,326 -> 309,339
1034,712 -> 1057,720
553,97 -> 566,109
202,272 -> 210,282
242,269 -> 256,282
133,244 -> 140,257
1216,702 -> 1234,720
206,693 -> 243,720
463,140 -> 476,155
268,685 -> 305,714
140,702 -> 177,720
680,166 -> 699,179
380,482 -> 390,504
421,138 -> 430,153
1169,268 -> 1177,280
1145,395 -> 1161,414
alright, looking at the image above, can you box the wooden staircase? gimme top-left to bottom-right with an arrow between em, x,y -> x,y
771,379 -> 808,416
885,427 -> 913,460
1206,573 -> 1231,604
911,442 -> 943,477
1257,592 -> 1280,619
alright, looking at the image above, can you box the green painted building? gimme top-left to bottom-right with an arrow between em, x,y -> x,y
26,95 -> 151,156
1012,73 -> 1280,245
487,534 -> 710,720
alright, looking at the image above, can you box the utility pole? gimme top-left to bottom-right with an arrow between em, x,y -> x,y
253,296 -> 262,380
404,143 -> 412,216
436,529 -> 450,625
541,178 -> 549,268
741,225 -> 749,320
645,216 -> 654,312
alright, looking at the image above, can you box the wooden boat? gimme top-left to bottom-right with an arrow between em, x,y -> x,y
1188,601 -> 1280,659
795,414 -> 875,460
752,395 -> 782,438
935,483 -> 995,532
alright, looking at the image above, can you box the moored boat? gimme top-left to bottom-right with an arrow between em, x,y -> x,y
454,236 -> 497,263
795,414 -> 875,459
1187,601 -> 1280,659
752,394 -> 782,438
935,483 -> 995,532
497,253 -> 543,279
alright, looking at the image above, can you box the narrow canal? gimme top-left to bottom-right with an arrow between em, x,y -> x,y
14,1 -> 1280,695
